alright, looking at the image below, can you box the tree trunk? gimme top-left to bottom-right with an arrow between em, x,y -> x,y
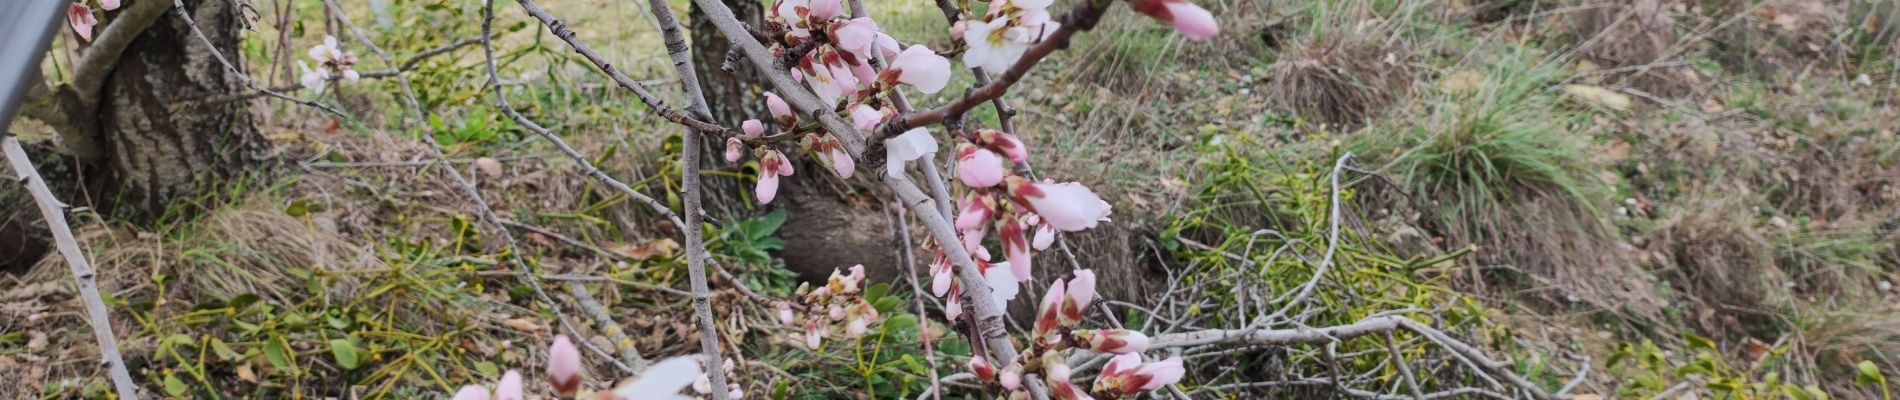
689,0 -> 768,222
2,0 -> 265,273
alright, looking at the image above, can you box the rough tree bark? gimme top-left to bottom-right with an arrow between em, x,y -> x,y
1,0 -> 266,273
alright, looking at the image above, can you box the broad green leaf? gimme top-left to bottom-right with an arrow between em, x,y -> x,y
163,373 -> 188,396
330,339 -> 362,370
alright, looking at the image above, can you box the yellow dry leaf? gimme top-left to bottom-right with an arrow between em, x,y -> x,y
504,317 -> 544,333
612,238 -> 680,260
236,363 -> 259,383
1563,84 -> 1631,111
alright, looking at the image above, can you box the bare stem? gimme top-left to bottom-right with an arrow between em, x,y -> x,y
2,135 -> 140,400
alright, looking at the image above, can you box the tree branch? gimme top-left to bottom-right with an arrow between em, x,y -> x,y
682,0 -> 864,155
506,0 -> 737,137
2,134 -> 140,400
644,0 -> 731,396
72,0 -> 174,108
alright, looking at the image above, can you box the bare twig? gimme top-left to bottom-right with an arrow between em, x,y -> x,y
1385,331 -> 1426,400
3,134 -> 140,400
567,281 -> 650,370
170,0 -> 351,119
187,36 -> 486,104
505,0 -> 737,137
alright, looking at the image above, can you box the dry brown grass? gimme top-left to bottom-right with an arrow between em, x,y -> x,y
1263,29 -> 1414,130
1571,0 -> 1701,97
1646,189 -> 1788,336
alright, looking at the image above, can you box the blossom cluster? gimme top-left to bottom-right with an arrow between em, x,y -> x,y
299,36 -> 362,93
776,265 -> 884,349
67,0 -> 122,42
962,271 -> 1185,400
723,0 -> 955,204
451,335 -> 740,400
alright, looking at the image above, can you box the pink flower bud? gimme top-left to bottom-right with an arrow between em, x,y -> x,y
495,370 -> 524,400
999,219 -> 1033,280
850,104 -> 882,131
725,138 -> 745,163
829,148 -> 855,178
776,302 -> 796,325
1000,363 -> 1024,391
1033,222 -> 1056,250
742,119 -> 765,139
756,173 -> 781,204
805,324 -> 824,349
451,385 -> 490,400
955,194 -> 994,231
765,92 -> 796,128
548,335 -> 583,398
969,356 -> 997,381
1084,329 -> 1151,354
101,0 -> 121,11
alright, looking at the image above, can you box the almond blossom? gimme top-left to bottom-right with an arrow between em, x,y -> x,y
1007,177 -> 1111,231
955,144 -> 1008,188
102,0 -> 122,11
962,18 -> 1028,74
887,45 -> 952,94
609,357 -> 705,400
756,150 -> 795,204
68,4 -> 96,42
1093,353 -> 1187,396
884,128 -> 939,177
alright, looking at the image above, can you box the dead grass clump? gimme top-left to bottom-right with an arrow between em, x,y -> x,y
1700,0 -> 1854,78
1646,189 -> 1787,337
1571,0 -> 1700,97
1264,30 -> 1415,130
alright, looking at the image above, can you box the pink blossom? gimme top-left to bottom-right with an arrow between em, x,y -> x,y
931,258 -> 954,296
494,370 -> 523,400
943,293 -> 963,321
1034,278 -> 1066,336
102,0 -> 121,11
830,148 -> 855,178
68,4 -> 96,42
832,18 -> 882,59
776,302 -> 796,325
955,194 -> 993,231
1135,356 -> 1187,390
844,317 -> 870,338
850,104 -> 882,130
1101,352 -> 1142,378
884,128 -> 939,177
451,386 -> 490,400
1061,269 -> 1096,326
548,335 -> 583,398
983,261 -> 1021,310
999,219 -> 1033,279
808,0 -> 843,20
956,144 -> 1007,188
804,60 -> 848,106
805,323 -> 824,349
1014,0 -> 1054,10
1132,0 -> 1219,40
1032,222 -> 1055,250
757,173 -> 781,204
1008,177 -> 1110,231
962,18 -> 1028,74
890,45 -> 951,94
875,33 -> 902,57
725,138 -> 745,163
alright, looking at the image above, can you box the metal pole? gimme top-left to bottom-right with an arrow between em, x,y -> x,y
0,0 -> 67,125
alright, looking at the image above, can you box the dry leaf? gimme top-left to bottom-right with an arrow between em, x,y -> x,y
1563,84 -> 1631,111
474,157 -> 504,179
611,238 -> 680,260
504,317 -> 545,333
237,363 -> 259,383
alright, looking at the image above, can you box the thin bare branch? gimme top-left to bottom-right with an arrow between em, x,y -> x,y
3,134 -> 140,400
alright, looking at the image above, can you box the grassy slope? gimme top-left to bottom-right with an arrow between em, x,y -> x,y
2,0 -> 1897,398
